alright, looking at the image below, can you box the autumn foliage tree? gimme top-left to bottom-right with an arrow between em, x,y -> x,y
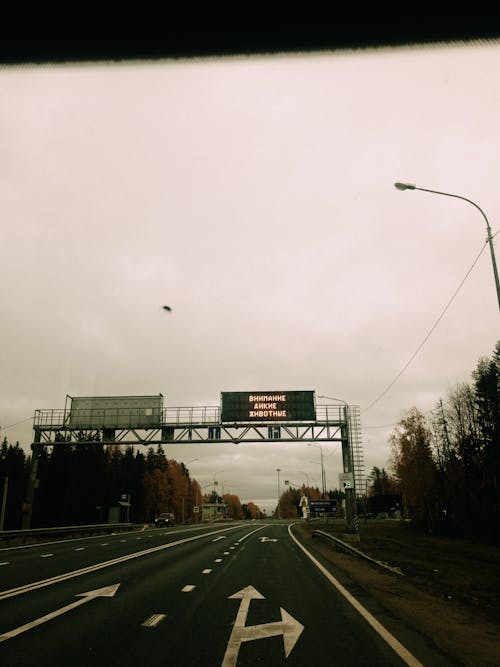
223,493 -> 243,519
2,439 -> 260,528
389,407 -> 438,529
382,340 -> 499,542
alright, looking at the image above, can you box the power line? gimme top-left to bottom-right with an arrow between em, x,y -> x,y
0,416 -> 33,432
361,240 -> 489,415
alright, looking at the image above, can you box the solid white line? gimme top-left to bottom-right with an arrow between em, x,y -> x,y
212,536 -> 226,542
182,585 -> 195,592
0,525 -> 247,601
237,526 -> 267,543
288,524 -> 424,667
40,554 -> 53,558
142,614 -> 166,628
0,562 -> 9,566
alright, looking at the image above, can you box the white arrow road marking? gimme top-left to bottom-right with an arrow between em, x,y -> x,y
259,537 -> 278,543
0,583 -> 120,643
222,586 -> 303,667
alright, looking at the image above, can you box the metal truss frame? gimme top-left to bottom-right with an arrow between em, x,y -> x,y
26,403 -> 365,533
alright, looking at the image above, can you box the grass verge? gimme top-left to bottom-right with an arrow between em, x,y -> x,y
303,518 -> 500,621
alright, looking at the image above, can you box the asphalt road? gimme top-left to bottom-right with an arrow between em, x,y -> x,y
0,521 -> 451,666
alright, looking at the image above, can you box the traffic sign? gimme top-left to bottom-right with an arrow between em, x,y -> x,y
310,500 -> 337,513
338,472 -> 354,489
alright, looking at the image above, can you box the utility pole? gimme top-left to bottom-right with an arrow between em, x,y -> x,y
0,477 -> 8,531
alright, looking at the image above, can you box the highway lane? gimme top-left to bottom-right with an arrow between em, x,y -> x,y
0,521 -> 454,666
0,523 -> 245,591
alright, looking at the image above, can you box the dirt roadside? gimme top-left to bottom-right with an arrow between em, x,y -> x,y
292,523 -> 499,667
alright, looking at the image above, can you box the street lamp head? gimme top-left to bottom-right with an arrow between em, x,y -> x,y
394,182 -> 416,191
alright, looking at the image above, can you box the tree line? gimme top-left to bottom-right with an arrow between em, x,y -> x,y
0,441 -> 260,529
369,340 -> 499,542
276,485 -> 344,519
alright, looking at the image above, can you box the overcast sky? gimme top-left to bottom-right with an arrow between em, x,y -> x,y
1,42 -> 499,514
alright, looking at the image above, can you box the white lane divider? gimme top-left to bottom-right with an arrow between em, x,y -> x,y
214,559 -> 222,563
182,585 -> 196,593
212,536 -> 226,542
142,614 -> 166,628
40,554 -> 53,558
75,548 -> 85,552
288,524 -> 424,667
0,524 -> 247,601
0,562 -> 9,566
202,569 -> 212,574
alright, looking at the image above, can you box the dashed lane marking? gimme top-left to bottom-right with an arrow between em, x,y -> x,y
202,569 -> 212,574
40,554 -> 53,558
142,614 -> 166,628
182,585 -> 196,593
1,524 -> 245,601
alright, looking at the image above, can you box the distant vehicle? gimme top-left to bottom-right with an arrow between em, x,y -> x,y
154,512 -> 176,527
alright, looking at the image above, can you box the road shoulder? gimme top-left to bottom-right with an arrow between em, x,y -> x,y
291,522 -> 499,667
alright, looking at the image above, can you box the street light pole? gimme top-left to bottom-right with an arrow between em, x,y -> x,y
182,458 -> 199,524
307,444 -> 326,498
394,182 -> 500,312
276,468 -> 281,519
213,470 -> 224,498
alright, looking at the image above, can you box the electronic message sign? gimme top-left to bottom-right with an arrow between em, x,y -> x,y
220,391 -> 316,423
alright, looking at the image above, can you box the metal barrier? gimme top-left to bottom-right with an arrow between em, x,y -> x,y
0,523 -> 134,547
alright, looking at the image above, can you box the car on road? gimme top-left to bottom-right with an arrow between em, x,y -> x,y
154,512 -> 176,527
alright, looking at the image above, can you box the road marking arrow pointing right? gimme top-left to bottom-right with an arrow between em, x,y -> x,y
222,586 -> 304,666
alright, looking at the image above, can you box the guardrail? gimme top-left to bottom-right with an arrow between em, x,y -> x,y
0,523 -> 135,547
313,529 -> 405,576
